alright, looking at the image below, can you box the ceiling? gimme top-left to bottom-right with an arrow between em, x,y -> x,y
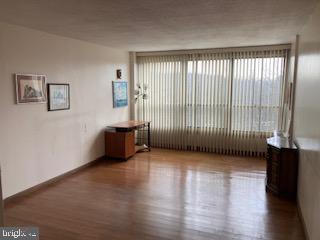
0,0 -> 318,51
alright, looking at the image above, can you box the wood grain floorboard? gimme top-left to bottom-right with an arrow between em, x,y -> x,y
4,148 -> 305,240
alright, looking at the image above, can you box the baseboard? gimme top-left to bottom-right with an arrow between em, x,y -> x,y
4,156 -> 105,205
297,200 -> 310,240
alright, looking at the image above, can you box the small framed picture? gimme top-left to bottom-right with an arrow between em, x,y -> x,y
116,69 -> 122,79
15,74 -> 47,104
112,81 -> 128,108
47,84 -> 70,111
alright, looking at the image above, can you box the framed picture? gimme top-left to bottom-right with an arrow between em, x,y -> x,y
15,74 -> 47,104
47,84 -> 70,111
112,81 -> 128,108
116,69 -> 122,79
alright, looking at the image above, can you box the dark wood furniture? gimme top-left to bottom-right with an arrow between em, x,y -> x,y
105,120 -> 151,160
266,136 -> 299,199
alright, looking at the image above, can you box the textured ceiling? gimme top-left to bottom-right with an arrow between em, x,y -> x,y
0,0 -> 318,51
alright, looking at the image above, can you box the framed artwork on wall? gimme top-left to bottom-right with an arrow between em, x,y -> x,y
47,83 -> 70,111
112,81 -> 128,108
116,69 -> 122,79
15,74 -> 47,104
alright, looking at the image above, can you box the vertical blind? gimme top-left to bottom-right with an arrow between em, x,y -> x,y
136,47 -> 290,156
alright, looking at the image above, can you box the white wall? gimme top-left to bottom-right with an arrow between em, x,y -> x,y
294,2 -> 320,240
0,22 -> 130,199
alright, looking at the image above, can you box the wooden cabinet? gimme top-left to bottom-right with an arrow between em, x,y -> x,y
266,136 -> 298,199
105,130 -> 135,159
105,121 -> 151,160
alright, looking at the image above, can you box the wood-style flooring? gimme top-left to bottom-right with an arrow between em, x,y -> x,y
4,148 -> 305,240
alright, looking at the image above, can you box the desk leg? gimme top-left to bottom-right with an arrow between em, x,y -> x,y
147,122 -> 151,151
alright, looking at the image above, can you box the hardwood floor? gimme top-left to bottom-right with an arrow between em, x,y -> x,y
4,149 -> 305,240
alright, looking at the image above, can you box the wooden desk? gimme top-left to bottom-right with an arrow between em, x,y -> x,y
105,121 -> 151,160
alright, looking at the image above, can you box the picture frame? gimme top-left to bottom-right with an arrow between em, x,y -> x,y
112,81 -> 128,108
15,74 -> 47,104
47,83 -> 70,111
116,69 -> 122,79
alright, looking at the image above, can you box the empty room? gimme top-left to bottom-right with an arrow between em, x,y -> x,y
0,0 -> 319,239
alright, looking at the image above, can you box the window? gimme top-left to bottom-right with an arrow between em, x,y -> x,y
136,47 -> 290,155
185,55 -> 286,133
